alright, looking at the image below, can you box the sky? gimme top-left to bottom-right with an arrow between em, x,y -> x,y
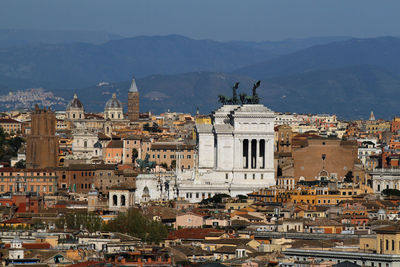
1,0 -> 400,41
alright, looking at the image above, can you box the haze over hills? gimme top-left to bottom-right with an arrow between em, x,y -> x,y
1,32 -> 400,118
0,32 -> 351,90
0,29 -> 123,48
73,65 -> 400,119
235,36 -> 400,79
0,34 -> 273,89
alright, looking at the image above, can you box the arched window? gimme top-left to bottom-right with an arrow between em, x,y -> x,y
118,113 -> 121,119
112,195 -> 118,206
73,114 -> 76,119
111,113 -> 114,119
84,140 -> 87,148
121,195 -> 126,206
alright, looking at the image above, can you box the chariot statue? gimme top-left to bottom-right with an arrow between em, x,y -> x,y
136,154 -> 156,171
218,81 -> 261,105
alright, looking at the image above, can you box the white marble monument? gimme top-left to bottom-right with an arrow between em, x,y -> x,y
178,104 -> 276,202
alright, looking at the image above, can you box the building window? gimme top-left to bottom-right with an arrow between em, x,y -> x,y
244,174 -> 247,179
36,185 -> 40,192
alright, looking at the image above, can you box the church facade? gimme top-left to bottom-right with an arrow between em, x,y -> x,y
178,104 -> 276,202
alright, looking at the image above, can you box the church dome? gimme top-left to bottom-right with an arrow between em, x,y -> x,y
105,93 -> 122,109
67,94 -> 84,110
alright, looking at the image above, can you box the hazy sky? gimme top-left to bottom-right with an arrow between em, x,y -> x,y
1,0 -> 400,41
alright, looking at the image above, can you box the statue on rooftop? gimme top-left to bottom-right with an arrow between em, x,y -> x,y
136,153 -> 156,172
218,81 -> 261,105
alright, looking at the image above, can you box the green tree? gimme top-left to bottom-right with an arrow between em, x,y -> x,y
102,208 -> 167,243
131,148 -> 139,163
170,160 -> 176,169
15,160 -> 26,169
0,127 -> 25,163
160,162 -> 168,169
200,193 -> 231,205
57,212 -> 102,232
382,189 -> 400,197
344,171 -> 354,183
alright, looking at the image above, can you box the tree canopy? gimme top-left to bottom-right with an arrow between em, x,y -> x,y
200,193 -> 231,205
0,127 -> 24,163
102,208 -> 167,243
382,189 -> 400,197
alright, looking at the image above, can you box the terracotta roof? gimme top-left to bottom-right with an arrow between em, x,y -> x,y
375,225 -> 400,234
202,238 -> 255,246
167,228 -> 224,240
305,218 -> 342,226
106,140 -> 123,149
66,261 -> 105,267
0,118 -> 20,123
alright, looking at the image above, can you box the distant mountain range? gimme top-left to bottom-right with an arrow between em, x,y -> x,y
0,29 -> 123,48
235,36 -> 400,79
0,32 -> 351,89
1,30 -> 400,118
74,65 -> 400,119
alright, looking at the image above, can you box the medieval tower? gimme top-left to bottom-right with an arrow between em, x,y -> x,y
128,77 -> 140,122
26,105 -> 59,169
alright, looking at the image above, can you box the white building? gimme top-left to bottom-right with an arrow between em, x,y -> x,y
9,237 -> 24,260
371,168 -> 400,193
178,104 -> 275,202
108,185 -> 135,211
71,129 -> 98,160
357,139 -> 381,167
104,93 -> 123,120
134,173 -> 176,204
66,94 -> 85,121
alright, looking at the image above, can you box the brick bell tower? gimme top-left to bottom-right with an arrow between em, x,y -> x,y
128,77 -> 140,122
26,105 -> 59,168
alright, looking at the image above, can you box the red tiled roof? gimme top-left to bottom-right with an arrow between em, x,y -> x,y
2,218 -> 30,224
0,118 -> 20,123
167,228 -> 224,240
67,261 -> 105,267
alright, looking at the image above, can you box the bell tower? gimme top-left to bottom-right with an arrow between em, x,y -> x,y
128,77 -> 140,122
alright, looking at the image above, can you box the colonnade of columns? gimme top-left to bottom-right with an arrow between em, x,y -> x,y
242,139 -> 266,169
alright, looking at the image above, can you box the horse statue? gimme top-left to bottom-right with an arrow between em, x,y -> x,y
239,81 -> 261,104
136,153 -> 156,172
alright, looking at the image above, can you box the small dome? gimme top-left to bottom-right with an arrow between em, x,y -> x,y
67,94 -> 84,110
105,93 -> 122,109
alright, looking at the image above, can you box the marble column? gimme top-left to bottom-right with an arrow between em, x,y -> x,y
255,139 -> 259,169
248,139 -> 252,169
